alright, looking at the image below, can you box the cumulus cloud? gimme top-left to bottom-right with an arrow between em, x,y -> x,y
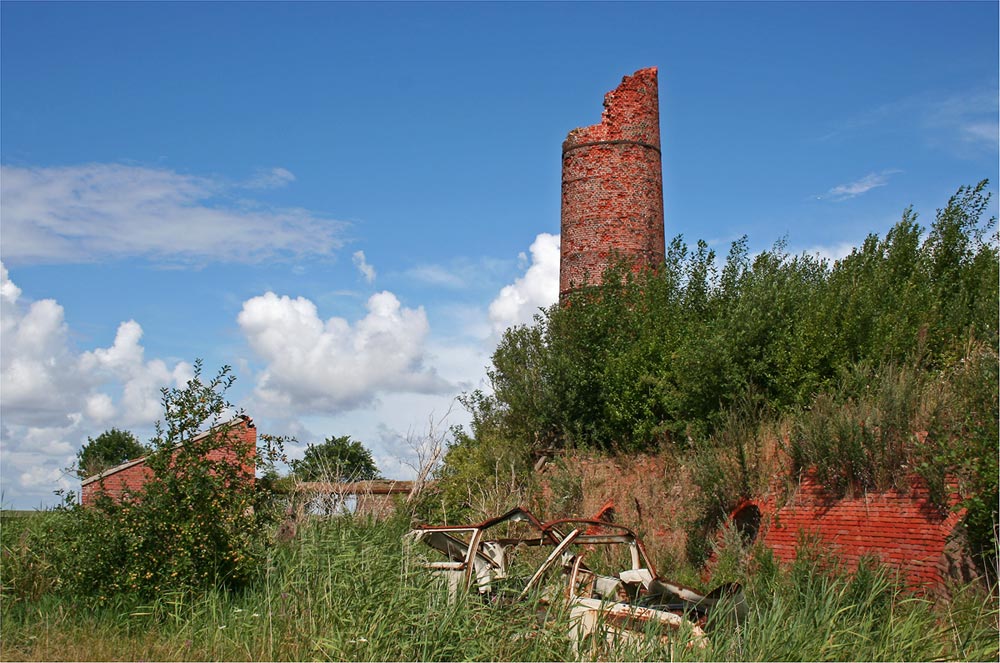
822,170 -> 900,201
1,263 -> 87,426
0,163 -> 344,264
1,415 -> 81,500
0,263 -> 191,505
79,320 -> 195,425
19,464 -> 69,491
352,250 -> 376,283
488,233 -> 560,335
238,290 -> 452,415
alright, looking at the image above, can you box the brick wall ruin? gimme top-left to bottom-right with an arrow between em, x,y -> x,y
730,472 -> 975,595
560,67 -> 665,302
81,416 -> 256,506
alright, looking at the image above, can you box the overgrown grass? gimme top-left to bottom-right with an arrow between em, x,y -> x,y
1,513 -> 571,661
690,526 -> 999,662
3,512 -> 997,661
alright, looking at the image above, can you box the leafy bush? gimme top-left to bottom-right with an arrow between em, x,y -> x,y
5,361 -> 289,602
525,184 -> 990,451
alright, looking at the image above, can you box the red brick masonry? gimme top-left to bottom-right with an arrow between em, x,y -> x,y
734,472 -> 966,592
560,67 -> 665,301
81,416 -> 256,506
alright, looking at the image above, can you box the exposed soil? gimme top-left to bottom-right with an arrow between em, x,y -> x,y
532,450 -> 699,572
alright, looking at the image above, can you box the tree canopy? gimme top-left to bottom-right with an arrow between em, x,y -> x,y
76,428 -> 148,478
290,435 -> 380,482
463,180 -> 998,454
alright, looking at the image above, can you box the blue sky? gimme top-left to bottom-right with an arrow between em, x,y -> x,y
2,1 -> 997,508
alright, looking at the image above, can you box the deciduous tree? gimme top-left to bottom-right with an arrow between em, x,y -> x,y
76,428 -> 147,478
291,435 -> 380,482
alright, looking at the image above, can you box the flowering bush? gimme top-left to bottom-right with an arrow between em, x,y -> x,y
18,362 -> 289,601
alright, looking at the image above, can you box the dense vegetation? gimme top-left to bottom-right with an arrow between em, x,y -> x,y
463,181 -> 995,451
290,435 -> 381,482
1,183 -> 996,661
11,362 -> 290,601
3,513 -> 997,661
440,181 -> 998,571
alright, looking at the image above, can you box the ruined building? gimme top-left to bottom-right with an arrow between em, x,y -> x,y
81,416 -> 256,506
729,471 -> 976,596
560,67 -> 665,302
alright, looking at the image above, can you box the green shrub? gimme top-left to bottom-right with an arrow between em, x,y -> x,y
418,418 -> 534,524
463,181 -> 996,460
5,362 -> 289,603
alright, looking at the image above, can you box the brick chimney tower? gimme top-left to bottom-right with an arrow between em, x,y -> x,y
559,67 -> 665,302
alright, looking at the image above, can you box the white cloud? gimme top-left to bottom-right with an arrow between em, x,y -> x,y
798,241 -> 857,264
488,232 -> 560,335
0,163 -> 344,264
352,250 -> 376,283
242,167 -> 296,190
19,464 -> 72,493
238,290 -> 452,415
0,263 -> 192,506
404,264 -> 468,289
822,170 -> 900,201
79,321 -> 194,425
85,393 -> 116,424
820,87 -> 999,156
403,257 -> 513,290
1,264 -> 87,425
960,122 -> 999,148
922,88 -> 1000,152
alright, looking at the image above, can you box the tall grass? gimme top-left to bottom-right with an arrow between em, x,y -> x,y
2,512 -> 997,661
689,527 -> 1000,662
1,513 -> 571,661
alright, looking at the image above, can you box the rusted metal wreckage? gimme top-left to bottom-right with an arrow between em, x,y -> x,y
404,507 -> 745,655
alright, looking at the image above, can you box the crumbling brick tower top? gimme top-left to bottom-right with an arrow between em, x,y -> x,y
559,67 -> 665,302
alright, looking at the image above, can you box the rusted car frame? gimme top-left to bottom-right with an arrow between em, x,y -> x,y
405,508 -> 743,655
403,507 -> 559,597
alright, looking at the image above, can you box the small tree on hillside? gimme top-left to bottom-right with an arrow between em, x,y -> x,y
76,428 -> 148,478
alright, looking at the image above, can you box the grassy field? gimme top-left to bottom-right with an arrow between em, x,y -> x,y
2,510 -> 997,662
